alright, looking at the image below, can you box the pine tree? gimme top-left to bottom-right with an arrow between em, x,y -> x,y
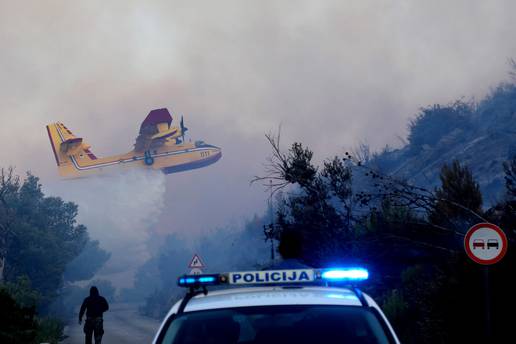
429,160 -> 483,230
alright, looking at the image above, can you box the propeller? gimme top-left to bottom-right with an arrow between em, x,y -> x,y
180,115 -> 188,143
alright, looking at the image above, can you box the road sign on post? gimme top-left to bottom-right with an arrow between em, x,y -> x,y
464,223 -> 508,341
189,268 -> 203,275
188,254 -> 205,275
464,223 -> 507,265
189,254 -> 205,269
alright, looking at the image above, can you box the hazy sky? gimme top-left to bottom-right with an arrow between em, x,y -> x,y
2,0 -> 516,238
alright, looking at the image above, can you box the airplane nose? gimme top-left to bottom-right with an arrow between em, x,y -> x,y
211,145 -> 221,154
212,146 -> 222,160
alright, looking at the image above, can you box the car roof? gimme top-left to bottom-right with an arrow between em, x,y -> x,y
172,286 -> 363,313
155,287 -> 401,344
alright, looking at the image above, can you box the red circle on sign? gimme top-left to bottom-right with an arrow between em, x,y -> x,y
464,223 -> 507,265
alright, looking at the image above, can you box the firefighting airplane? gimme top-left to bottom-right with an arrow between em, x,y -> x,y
46,108 -> 221,178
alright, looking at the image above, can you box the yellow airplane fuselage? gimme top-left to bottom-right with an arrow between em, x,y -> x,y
47,122 -> 221,178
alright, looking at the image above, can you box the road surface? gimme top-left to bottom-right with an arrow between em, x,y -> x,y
61,303 -> 161,344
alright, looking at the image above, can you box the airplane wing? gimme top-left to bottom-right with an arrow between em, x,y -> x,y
134,108 -> 185,151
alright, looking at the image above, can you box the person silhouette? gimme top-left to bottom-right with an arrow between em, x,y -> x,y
79,286 -> 109,344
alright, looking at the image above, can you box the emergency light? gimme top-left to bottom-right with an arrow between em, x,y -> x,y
321,268 -> 369,281
177,268 -> 369,288
178,274 -> 219,287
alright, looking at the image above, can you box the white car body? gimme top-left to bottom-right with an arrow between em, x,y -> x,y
152,285 -> 401,343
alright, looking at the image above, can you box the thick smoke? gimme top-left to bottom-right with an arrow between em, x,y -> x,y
45,169 -> 166,288
131,216 -> 272,312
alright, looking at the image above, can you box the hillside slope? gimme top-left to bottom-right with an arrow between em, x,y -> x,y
373,83 -> 516,205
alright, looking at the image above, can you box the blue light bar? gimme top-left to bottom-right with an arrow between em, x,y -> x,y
177,274 -> 221,287
198,276 -> 216,283
177,267 -> 369,288
320,268 -> 369,281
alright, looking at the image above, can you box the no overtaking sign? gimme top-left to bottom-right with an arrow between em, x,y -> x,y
464,223 -> 507,265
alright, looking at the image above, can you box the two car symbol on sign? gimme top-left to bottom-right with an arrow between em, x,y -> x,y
472,239 -> 499,250
465,223 -> 507,265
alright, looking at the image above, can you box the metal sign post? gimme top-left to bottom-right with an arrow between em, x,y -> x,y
483,266 -> 491,340
0,257 -> 4,282
464,223 -> 508,341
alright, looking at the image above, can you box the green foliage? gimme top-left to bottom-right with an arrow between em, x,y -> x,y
0,169 -> 88,305
277,228 -> 303,259
429,160 -> 483,229
477,82 -> 516,125
373,200 -> 416,231
485,156 -> 516,240
399,266 -> 449,344
381,289 -> 407,333
322,156 -> 352,202
503,155 -> 516,200
34,317 -> 64,344
284,142 -> 318,187
120,256 -> 161,302
0,285 -> 65,344
252,72 -> 516,342
133,217 -> 270,317
258,126 -> 516,343
46,284 -> 85,321
407,101 -> 473,152
63,239 -> 110,283
267,144 -> 355,265
1,168 -> 108,320
156,234 -> 193,291
0,287 -> 37,344
1,276 -> 41,308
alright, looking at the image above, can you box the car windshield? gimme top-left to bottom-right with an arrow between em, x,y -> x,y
158,305 -> 393,344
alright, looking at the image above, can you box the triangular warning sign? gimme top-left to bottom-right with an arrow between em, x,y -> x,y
188,254 -> 205,268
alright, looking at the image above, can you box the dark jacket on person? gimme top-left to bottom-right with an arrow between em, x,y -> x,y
79,287 -> 109,320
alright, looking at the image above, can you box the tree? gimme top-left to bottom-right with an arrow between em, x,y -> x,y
253,132 -> 409,265
351,156 -> 487,245
0,288 -> 37,344
277,228 -> 303,259
485,156 -> 516,238
0,168 -> 94,307
0,168 -> 19,283
253,133 -> 357,265
429,160 -> 483,230
63,240 -> 110,283
407,101 -> 473,153
503,155 -> 516,200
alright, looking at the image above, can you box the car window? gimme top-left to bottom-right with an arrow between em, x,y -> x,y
158,305 -> 393,344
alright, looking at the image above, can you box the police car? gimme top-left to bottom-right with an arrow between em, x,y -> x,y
153,267 -> 401,344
